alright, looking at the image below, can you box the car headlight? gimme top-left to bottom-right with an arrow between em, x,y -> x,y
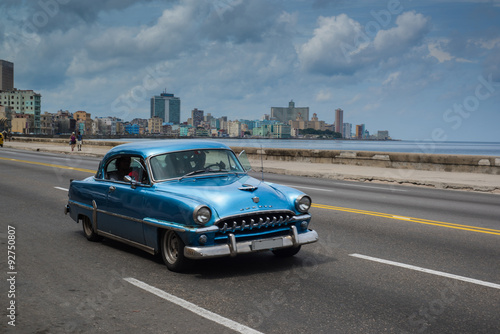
295,195 -> 311,213
193,205 -> 211,225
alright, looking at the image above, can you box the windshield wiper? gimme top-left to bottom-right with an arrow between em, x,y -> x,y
179,169 -> 206,180
179,168 -> 231,180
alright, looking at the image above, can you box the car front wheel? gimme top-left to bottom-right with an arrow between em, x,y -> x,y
272,246 -> 301,257
161,230 -> 189,272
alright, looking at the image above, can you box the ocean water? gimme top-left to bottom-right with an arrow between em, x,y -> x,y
103,138 -> 500,156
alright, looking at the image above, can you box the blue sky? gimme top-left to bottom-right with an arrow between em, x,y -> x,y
1,0 -> 499,141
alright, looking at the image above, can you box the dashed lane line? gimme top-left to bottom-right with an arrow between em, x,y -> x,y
124,277 -> 264,334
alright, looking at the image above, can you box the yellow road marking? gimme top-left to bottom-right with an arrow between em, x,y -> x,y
0,157 -> 95,174
312,203 -> 500,236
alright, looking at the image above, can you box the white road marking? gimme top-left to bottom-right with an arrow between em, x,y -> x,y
54,187 -> 68,191
281,184 -> 334,192
350,253 -> 500,290
124,277 -> 264,334
337,183 -> 407,191
282,183 -> 407,192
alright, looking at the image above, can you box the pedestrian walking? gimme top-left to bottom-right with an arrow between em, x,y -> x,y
70,132 -> 76,151
77,131 -> 83,151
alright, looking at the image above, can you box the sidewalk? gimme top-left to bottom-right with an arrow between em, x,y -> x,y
3,140 -> 500,194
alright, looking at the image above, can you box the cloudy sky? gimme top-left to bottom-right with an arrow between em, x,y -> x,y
1,0 -> 499,141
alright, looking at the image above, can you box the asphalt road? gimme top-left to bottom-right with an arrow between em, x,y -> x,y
1,148 -> 499,334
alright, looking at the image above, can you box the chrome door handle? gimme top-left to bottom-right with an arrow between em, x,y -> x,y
109,186 -> 116,193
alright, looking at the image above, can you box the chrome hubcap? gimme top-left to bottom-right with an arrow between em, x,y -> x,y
165,232 -> 178,264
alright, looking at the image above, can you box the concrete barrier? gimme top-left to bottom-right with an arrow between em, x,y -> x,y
11,137 -> 499,175
13,137 -> 124,147
231,146 -> 500,175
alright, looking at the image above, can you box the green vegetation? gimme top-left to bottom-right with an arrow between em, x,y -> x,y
299,128 -> 342,138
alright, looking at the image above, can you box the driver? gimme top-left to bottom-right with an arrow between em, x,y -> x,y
110,156 -> 131,181
191,150 -> 206,171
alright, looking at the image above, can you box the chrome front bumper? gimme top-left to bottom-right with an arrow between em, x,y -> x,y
183,226 -> 319,259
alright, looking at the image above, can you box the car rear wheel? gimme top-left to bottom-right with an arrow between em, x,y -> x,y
82,216 -> 100,241
161,230 -> 189,272
272,246 -> 301,257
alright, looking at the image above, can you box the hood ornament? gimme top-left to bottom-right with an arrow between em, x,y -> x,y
239,184 -> 258,192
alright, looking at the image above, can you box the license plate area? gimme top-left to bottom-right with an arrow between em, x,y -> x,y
252,237 -> 283,251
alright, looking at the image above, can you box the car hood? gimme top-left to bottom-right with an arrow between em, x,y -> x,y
153,174 -> 294,219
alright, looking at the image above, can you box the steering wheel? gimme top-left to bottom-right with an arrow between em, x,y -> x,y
205,162 -> 225,171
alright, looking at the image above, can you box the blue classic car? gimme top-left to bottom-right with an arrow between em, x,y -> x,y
65,140 -> 318,272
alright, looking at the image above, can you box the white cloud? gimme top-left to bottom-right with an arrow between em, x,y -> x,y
315,89 -> 332,102
382,72 -> 401,86
298,11 -> 430,76
298,14 -> 365,75
374,11 -> 430,52
428,42 -> 453,62
428,40 -> 474,63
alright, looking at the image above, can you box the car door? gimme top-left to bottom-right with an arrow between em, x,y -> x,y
99,155 -> 149,244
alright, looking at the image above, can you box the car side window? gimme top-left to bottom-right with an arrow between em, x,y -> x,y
104,156 -> 149,184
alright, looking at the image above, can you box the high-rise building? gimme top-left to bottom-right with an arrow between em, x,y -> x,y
191,108 -> 204,128
356,124 -> 365,139
335,108 -> 343,137
0,60 -> 14,91
0,89 -> 42,132
150,91 -> 181,124
343,123 -> 352,139
271,100 -> 309,123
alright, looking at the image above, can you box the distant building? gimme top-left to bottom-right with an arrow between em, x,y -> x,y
11,113 -> 32,134
0,89 -> 42,133
190,108 -> 204,127
150,91 -> 181,124
377,130 -> 389,140
343,123 -> 352,139
0,105 -> 13,131
355,124 -> 365,139
252,124 -> 272,137
94,116 -> 121,135
272,124 -> 292,139
289,112 -> 327,131
40,112 -> 55,135
335,108 -> 343,137
125,123 -> 140,135
74,111 -> 92,135
0,60 -> 14,91
148,116 -> 163,134
54,110 -> 75,134
228,120 -> 243,137
271,100 -> 309,123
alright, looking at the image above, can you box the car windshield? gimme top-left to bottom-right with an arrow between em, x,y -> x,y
149,149 -> 246,181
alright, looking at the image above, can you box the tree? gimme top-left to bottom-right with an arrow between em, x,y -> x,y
299,128 -> 342,138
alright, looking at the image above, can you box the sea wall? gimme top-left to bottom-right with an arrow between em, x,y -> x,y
13,137 -> 124,147
230,146 -> 500,175
12,137 -> 500,174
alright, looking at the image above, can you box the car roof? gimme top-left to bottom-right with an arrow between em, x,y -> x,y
104,139 -> 232,159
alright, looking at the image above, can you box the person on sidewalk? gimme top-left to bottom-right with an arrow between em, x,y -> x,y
77,131 -> 83,151
70,132 -> 76,152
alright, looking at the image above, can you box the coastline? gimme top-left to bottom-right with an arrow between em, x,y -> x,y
7,134 -> 500,156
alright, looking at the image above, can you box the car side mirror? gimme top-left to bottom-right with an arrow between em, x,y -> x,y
238,150 -> 253,172
124,175 -> 137,189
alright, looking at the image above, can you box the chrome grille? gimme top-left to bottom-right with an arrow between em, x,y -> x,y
216,211 -> 295,234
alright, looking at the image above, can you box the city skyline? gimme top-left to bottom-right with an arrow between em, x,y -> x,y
1,1 -> 499,142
